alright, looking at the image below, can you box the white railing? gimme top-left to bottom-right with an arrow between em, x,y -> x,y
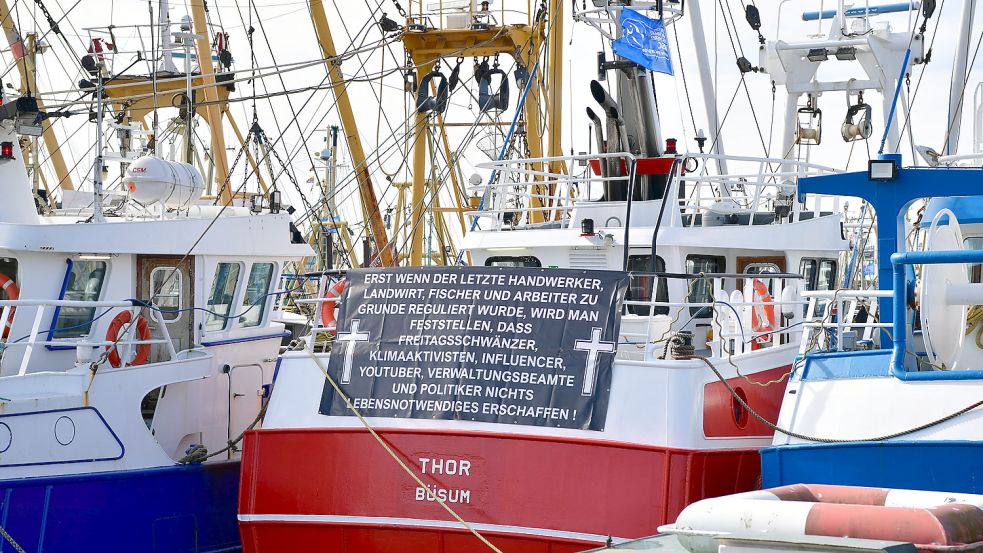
0,299 -> 177,376
618,273 -> 807,361
798,289 -> 892,354
677,153 -> 844,225
572,3 -> 686,41
475,152 -> 845,232
474,152 -> 637,230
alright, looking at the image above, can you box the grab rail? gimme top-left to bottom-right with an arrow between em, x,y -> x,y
0,299 -> 176,376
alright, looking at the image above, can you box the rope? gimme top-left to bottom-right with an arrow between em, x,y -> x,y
684,353 -> 983,444
178,394 -> 269,464
300,342 -> 503,553
0,525 -> 25,553
967,305 -> 983,349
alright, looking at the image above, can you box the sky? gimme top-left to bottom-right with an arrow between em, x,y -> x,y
6,0 -> 982,257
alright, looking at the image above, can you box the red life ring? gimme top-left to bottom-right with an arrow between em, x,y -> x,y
320,279 -> 347,334
105,311 -> 151,368
750,278 -> 777,345
0,273 -> 18,339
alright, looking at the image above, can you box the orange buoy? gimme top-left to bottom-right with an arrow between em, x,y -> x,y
320,279 -> 347,334
106,311 -> 151,367
0,273 -> 19,339
750,278 -> 777,346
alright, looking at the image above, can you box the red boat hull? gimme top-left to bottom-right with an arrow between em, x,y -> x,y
238,428 -> 763,552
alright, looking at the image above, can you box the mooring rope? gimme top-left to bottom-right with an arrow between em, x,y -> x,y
676,346 -> 983,444
300,342 -> 504,553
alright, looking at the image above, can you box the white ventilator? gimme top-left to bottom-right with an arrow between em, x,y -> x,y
124,155 -> 205,209
920,209 -> 983,370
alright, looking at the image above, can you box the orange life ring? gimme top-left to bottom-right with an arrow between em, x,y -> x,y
0,273 -> 18,339
320,279 -> 347,333
750,278 -> 777,345
106,311 -> 151,368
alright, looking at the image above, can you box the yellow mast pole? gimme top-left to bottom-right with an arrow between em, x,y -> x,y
189,0 -> 232,205
520,32 -> 547,224
408,62 -> 433,267
309,0 -> 395,266
546,0 -> 564,176
0,4 -> 74,191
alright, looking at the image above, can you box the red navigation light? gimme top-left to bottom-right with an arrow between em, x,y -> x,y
665,138 -> 678,156
0,142 -> 14,160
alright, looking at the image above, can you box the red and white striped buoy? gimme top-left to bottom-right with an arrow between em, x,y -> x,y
666,484 -> 983,553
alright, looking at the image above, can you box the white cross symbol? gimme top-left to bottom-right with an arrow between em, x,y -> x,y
336,319 -> 370,384
574,327 -> 616,396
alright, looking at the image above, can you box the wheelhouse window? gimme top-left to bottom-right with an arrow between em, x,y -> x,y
240,263 -> 275,328
150,267 -> 182,322
686,255 -> 726,317
817,259 -> 838,291
205,263 -> 242,331
484,256 -> 542,268
626,255 -> 668,316
799,258 -> 838,291
799,259 -> 818,289
53,260 -> 107,338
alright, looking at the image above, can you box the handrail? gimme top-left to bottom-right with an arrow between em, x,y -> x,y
3,299 -> 177,376
889,249 -> 983,379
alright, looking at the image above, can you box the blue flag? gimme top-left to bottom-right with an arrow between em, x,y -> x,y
612,8 -> 674,75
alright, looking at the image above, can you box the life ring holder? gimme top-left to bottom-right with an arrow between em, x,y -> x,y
320,279 -> 347,334
0,273 -> 19,339
750,278 -> 777,345
105,310 -> 152,368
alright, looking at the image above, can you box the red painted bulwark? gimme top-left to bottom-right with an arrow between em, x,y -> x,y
239,428 -> 763,552
702,365 -> 790,438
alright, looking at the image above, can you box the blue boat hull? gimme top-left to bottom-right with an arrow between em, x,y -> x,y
761,441 -> 983,493
0,461 -> 241,553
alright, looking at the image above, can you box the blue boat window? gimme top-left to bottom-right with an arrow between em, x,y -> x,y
53,260 -> 107,338
205,262 -> 242,332
686,255 -> 725,317
240,263 -> 275,328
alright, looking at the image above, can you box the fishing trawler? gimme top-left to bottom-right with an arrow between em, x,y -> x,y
235,1 -> 930,551
0,1 -> 317,551
654,157 -> 983,553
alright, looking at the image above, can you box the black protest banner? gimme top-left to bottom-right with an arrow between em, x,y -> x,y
319,267 -> 629,430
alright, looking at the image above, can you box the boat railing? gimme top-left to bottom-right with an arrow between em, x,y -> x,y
797,289 -> 891,355
0,299 -> 177,376
572,2 -> 685,41
417,0 -> 530,29
618,272 -> 808,361
473,152 -> 639,230
677,153 -> 844,225
80,21 -> 228,78
474,151 -> 845,231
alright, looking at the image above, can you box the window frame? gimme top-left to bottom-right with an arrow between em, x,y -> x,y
799,258 -> 819,290
239,262 -> 277,328
685,254 -> 727,317
484,256 -> 542,268
817,259 -> 839,291
150,266 -> 183,322
48,257 -> 109,344
204,261 -> 244,333
626,254 -> 669,316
